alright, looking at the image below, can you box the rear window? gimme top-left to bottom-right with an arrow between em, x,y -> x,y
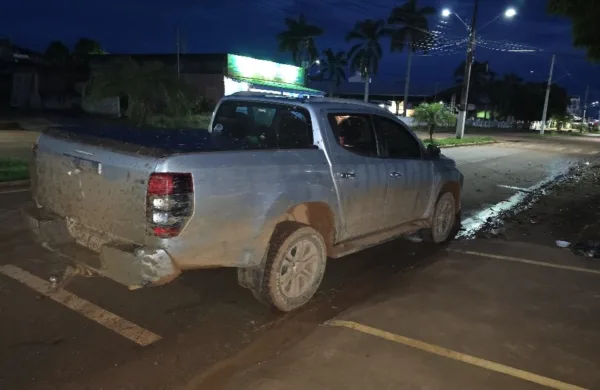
211,100 -> 314,150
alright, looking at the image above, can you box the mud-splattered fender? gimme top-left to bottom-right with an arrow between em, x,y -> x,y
424,156 -> 464,220
241,183 -> 341,268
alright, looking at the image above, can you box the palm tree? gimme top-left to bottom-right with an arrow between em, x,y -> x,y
346,19 -> 388,102
277,14 -> 324,67
388,0 -> 436,116
319,49 -> 348,97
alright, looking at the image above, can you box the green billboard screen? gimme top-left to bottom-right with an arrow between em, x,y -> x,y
227,54 -> 305,87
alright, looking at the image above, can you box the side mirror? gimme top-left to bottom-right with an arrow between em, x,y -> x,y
426,143 -> 441,159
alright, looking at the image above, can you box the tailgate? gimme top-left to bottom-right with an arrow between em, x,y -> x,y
33,133 -> 159,245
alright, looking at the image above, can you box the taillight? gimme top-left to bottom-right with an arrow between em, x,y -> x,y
146,173 -> 194,238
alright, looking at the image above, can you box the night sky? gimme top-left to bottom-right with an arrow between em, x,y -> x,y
4,0 -> 599,110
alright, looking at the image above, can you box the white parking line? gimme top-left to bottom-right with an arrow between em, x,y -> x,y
328,320 -> 588,390
449,250 -> 600,276
0,188 -> 30,195
0,265 -> 161,346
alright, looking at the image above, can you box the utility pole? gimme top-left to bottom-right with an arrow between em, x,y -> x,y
176,27 -> 181,79
582,84 -> 589,123
540,54 -> 555,135
455,0 -> 480,139
433,82 -> 439,102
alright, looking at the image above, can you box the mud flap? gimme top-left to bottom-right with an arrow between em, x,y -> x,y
236,250 -> 269,302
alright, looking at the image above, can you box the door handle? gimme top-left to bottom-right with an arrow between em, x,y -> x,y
389,172 -> 403,178
339,172 -> 356,179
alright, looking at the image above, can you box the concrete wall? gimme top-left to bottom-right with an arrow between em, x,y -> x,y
82,97 -> 121,117
466,119 -> 515,129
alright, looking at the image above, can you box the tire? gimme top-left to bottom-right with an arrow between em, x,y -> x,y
254,222 -> 327,312
421,191 -> 461,244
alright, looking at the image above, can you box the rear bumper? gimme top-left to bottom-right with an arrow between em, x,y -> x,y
23,205 -> 181,288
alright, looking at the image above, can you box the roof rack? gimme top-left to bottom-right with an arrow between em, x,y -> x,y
228,93 -> 390,113
311,97 -> 389,112
230,91 -> 320,101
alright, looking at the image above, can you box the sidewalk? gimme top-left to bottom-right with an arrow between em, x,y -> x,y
185,164 -> 600,390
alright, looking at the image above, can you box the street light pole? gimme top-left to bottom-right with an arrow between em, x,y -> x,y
540,54 -> 555,135
582,84 -> 589,123
455,0 -> 480,139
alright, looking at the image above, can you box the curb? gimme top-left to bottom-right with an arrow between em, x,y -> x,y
423,141 -> 498,149
439,141 -> 498,148
0,180 -> 30,191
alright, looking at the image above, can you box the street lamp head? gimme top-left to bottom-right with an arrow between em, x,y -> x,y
315,59 -> 320,65
441,8 -> 451,17
504,8 -> 517,18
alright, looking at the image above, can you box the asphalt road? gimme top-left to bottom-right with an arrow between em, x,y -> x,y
0,139 -> 598,390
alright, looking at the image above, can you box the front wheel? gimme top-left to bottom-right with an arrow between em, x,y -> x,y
421,192 -> 460,244
254,222 -> 327,312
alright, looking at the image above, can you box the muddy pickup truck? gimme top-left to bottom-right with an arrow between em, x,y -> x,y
25,92 -> 463,311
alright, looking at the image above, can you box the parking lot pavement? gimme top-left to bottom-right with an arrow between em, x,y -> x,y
0,141 -> 597,390
217,241 -> 600,390
0,190 -> 428,390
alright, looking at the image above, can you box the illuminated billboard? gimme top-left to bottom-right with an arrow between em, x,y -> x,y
227,54 -> 305,87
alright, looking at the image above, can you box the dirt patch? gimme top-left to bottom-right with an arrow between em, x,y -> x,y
473,159 -> 600,258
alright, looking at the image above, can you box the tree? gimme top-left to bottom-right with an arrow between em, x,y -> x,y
88,58 -> 191,125
453,60 -> 496,115
44,41 -> 71,64
73,38 -> 106,62
388,0 -> 436,116
318,49 -> 348,97
513,82 -> 568,128
346,19 -> 388,102
412,102 -> 455,141
488,73 -> 523,119
276,14 -> 324,67
547,0 -> 600,62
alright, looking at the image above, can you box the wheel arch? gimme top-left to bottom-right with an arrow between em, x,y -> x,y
439,180 -> 461,210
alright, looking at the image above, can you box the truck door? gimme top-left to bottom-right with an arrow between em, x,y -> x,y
372,114 -> 434,227
324,112 -> 388,240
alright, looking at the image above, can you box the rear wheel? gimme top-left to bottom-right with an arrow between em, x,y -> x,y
252,222 -> 327,312
421,192 -> 460,244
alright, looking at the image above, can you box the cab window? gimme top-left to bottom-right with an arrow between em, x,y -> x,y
327,113 -> 378,157
212,101 -> 314,150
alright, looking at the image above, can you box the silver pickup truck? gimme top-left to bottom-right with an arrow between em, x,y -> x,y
25,93 -> 463,311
